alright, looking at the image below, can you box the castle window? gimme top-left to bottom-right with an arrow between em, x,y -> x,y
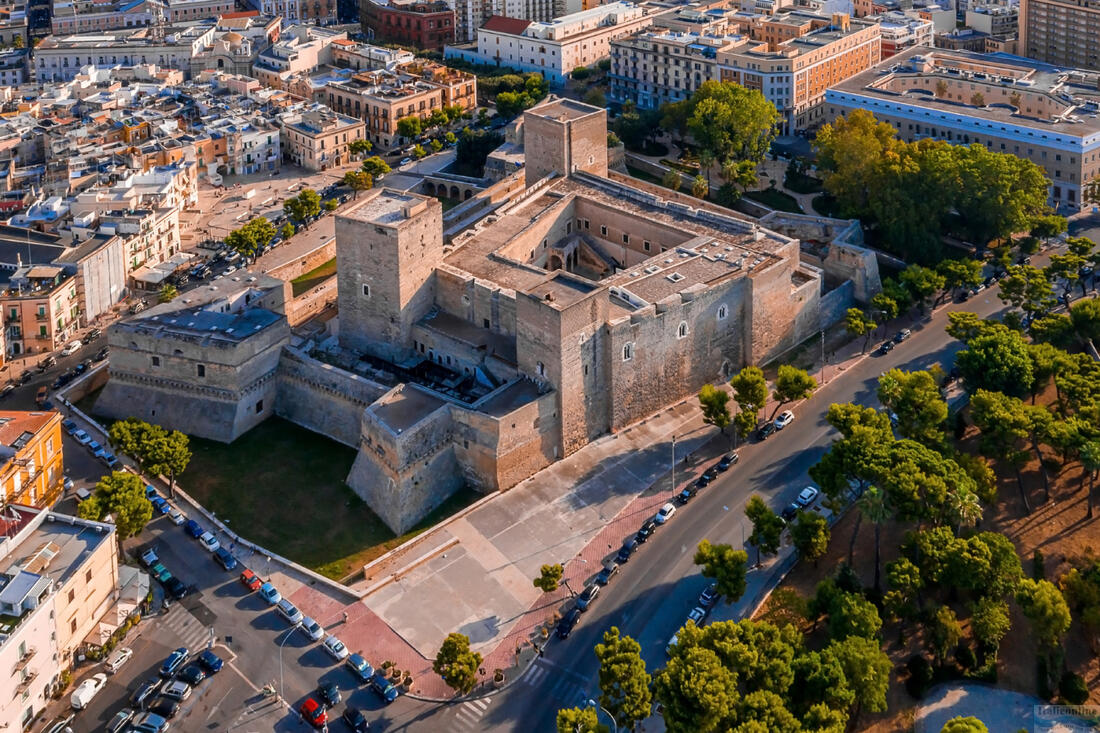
643,240 -> 651,252
600,225 -> 608,237
255,400 -> 263,413
197,364 -> 206,378
151,356 -> 160,367
622,342 -> 634,361
362,284 -> 370,297
717,304 -> 728,321
677,322 -> 688,339
622,233 -> 629,244
536,361 -> 545,377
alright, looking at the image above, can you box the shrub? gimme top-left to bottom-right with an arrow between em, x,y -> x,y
955,643 -> 976,670
1059,671 -> 1089,704
905,654 -> 934,699
572,65 -> 590,80
835,563 -> 862,594
1032,549 -> 1045,580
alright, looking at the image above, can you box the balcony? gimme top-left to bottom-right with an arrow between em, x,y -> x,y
35,313 -> 46,321
15,669 -> 38,693
13,646 -> 35,672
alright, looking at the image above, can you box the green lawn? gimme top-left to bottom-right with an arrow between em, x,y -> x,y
625,165 -> 667,187
290,258 -> 337,297
181,418 -> 480,581
744,187 -> 803,213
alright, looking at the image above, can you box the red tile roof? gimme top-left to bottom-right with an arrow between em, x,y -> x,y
219,10 -> 259,18
482,15 -> 531,34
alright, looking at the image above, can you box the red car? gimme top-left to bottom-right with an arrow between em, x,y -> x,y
300,697 -> 327,728
239,569 -> 262,592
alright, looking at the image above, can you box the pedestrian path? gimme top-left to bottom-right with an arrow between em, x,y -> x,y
516,659 -> 590,710
451,696 -> 493,731
157,603 -> 211,651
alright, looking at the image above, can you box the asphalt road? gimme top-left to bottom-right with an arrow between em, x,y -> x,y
387,259 -> 1043,733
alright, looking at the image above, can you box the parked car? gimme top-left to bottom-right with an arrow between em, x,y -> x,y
61,419 -> 77,434
140,548 -> 159,567
106,708 -> 135,733
616,537 -> 639,564
556,607 -> 582,639
635,518 -> 657,543
276,598 -> 303,625
94,347 -> 109,362
148,698 -> 179,720
239,568 -> 262,592
796,485 -> 820,507
677,485 -> 697,504
213,547 -> 237,570
38,356 -> 56,371
129,711 -> 170,733
655,502 -> 677,524
164,576 -> 188,600
756,422 -> 776,441
184,519 -> 204,538
576,584 -> 600,611
702,466 -> 719,482
70,673 -> 108,709
876,340 -> 894,356
716,452 -> 739,471
371,669 -> 399,703
299,616 -> 324,642
781,503 -> 800,522
317,680 -> 341,707
258,582 -> 281,605
346,653 -> 374,683
893,328 -> 912,343
158,648 -> 189,678
150,497 -> 170,515
198,650 -> 223,674
37,386 -> 50,405
342,707 -> 370,733
199,531 -> 220,552
102,453 -> 119,469
161,680 -> 192,701
594,562 -> 618,586
177,664 -> 205,686
87,327 -> 101,341
105,646 -> 133,674
168,508 -> 186,526
61,340 -> 82,356
774,410 -> 795,430
322,635 -> 349,661
699,582 -> 719,607
687,606 -> 707,625
130,679 -> 161,709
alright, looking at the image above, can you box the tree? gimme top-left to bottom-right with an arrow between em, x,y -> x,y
445,131 -> 457,145
411,144 -> 427,160
455,127 -> 504,177
844,308 -> 876,353
826,592 -> 882,641
877,369 -> 947,447
1081,440 -> 1100,520
108,417 -> 164,471
745,495 -> 783,567
1015,578 -> 1072,650
970,597 -> 1011,659
937,258 -> 984,301
433,632 -> 482,695
731,366 -> 769,417
928,605 -> 961,666
699,384 -> 731,435
556,707 -> 607,733
81,471 -> 153,549
284,189 -> 320,225
430,138 -> 444,154
955,327 -> 1034,399
971,389 -> 1037,513
348,138 -> 372,157
157,284 -> 178,303
790,649 -> 855,716
899,264 -> 946,313
998,264 -> 1055,320
279,222 -> 295,240
584,89 -> 607,108
772,365 -> 817,418
653,644 -> 737,732
533,563 -> 564,593
12,35 -> 24,49
883,558 -> 922,622
428,109 -> 449,129
827,635 -> 891,715
790,510 -> 829,566
693,540 -> 748,603
146,430 -> 190,499
323,198 -> 339,212
594,627 -> 652,729
676,81 -> 779,166
855,486 -> 890,592
343,170 -> 373,198
361,156 -> 391,178
396,115 -> 422,139
691,175 -> 709,199
662,169 -> 682,191
941,717 -> 989,733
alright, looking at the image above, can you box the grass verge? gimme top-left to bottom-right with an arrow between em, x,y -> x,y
291,258 -> 337,297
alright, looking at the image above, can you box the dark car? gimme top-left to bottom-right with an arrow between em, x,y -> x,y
61,419 -> 77,434
164,577 -> 188,600
177,664 -> 205,686
699,582 -> 719,608
94,347 -> 109,362
756,422 -> 776,441
184,519 -> 204,538
556,607 -> 582,639
876,340 -> 894,355
716,453 -> 738,471
702,466 -> 719,482
148,697 -> 179,720
616,537 -> 639,564
677,486 -> 697,504
19,371 -> 32,384
370,670 -> 399,703
781,503 -> 800,522
73,362 -> 88,376
346,653 -> 374,684
198,650 -> 223,674
159,648 -> 188,678
317,680 -> 341,707
342,707 -> 369,732
594,562 -> 618,586
635,518 -> 657,543
576,584 -> 600,611
0,384 -> 14,399
894,328 -> 912,343
694,474 -> 711,489
213,547 -> 238,571
131,678 -> 161,708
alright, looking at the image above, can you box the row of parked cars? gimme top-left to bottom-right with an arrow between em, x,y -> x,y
103,647 -> 226,732
62,418 -> 120,470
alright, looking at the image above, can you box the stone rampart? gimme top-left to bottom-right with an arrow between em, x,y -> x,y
266,237 -> 336,283
285,277 -> 338,326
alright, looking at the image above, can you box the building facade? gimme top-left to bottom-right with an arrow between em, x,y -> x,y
1,266 -> 82,356
360,0 -> 455,50
279,106 -> 366,170
871,10 -> 933,57
1018,0 -> 1100,71
34,23 -> 216,82
964,3 -> 1017,40
609,30 -> 733,109
0,410 -> 65,508
825,46 -> 1100,210
260,0 -> 336,24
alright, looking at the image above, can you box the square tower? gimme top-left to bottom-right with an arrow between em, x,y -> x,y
335,189 -> 443,361
523,98 -> 609,188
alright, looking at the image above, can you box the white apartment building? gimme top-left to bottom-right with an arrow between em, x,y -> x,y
446,2 -> 653,84
871,10 -> 933,56
610,30 -> 736,108
252,24 -> 346,89
34,23 -> 216,82
0,506 -> 121,732
964,3 -> 1017,39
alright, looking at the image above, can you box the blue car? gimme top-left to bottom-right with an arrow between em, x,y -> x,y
371,670 -> 399,703
258,582 -> 281,605
198,650 -> 223,674
150,497 -> 170,515
145,485 -> 158,500
61,419 -> 78,434
159,647 -> 189,678
346,653 -> 374,684
213,547 -> 237,571
184,519 -> 204,538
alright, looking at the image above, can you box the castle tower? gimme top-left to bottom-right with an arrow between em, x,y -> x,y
335,189 -> 443,361
523,98 -> 609,188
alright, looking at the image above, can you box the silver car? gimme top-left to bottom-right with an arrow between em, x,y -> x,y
298,616 -> 324,642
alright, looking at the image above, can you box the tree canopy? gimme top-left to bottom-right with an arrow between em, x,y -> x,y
594,627 -> 652,729
694,540 -> 748,603
433,632 -> 482,695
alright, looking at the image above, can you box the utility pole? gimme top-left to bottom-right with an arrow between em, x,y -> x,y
671,434 -> 676,496
819,329 -> 826,384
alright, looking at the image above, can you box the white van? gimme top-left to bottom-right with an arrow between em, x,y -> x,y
105,646 -> 133,673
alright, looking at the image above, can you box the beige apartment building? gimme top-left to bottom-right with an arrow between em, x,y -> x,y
324,62 -> 476,150
718,13 -> 882,132
825,47 -> 1100,210
609,30 -> 734,108
0,411 -> 65,509
1,266 -> 82,356
0,505 -> 120,731
1018,0 -> 1100,71
280,107 -> 367,171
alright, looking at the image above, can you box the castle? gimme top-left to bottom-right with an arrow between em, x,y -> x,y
95,98 -> 879,534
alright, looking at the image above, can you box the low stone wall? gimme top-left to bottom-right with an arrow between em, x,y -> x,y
267,237 -> 336,283
285,277 -> 337,326
274,347 -> 389,447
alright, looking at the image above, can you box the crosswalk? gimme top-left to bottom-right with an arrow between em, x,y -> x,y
451,696 -> 493,731
157,603 -> 212,652
516,659 -> 590,709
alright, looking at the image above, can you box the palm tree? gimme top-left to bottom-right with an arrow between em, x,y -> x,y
947,487 -> 983,536
698,148 -> 715,189
1081,440 -> 1100,520
852,486 -> 889,592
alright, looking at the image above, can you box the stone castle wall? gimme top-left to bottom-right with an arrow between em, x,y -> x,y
433,266 -> 518,340
274,347 -> 390,447
285,276 -> 338,326
265,237 -> 336,283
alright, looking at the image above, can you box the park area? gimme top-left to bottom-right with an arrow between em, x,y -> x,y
180,418 -> 480,582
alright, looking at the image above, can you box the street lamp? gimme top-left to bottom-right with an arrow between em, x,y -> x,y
586,699 -> 617,733
277,626 -> 295,701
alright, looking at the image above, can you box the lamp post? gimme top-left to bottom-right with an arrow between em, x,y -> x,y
671,433 -> 676,497
277,626 -> 295,701
586,698 -> 617,733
